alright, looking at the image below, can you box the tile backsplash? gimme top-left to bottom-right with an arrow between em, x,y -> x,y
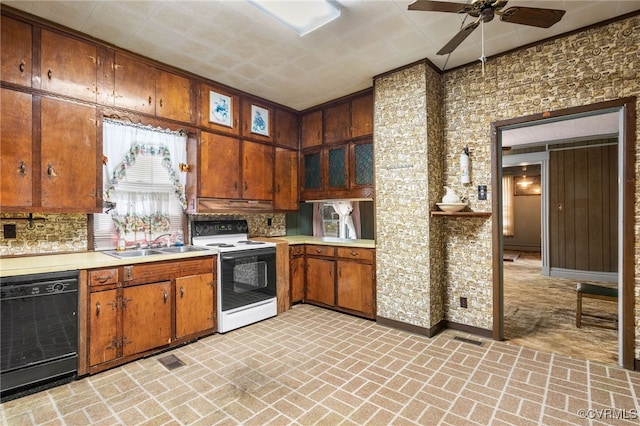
0,212 -> 286,256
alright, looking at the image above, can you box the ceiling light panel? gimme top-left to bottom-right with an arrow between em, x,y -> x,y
248,0 -> 341,36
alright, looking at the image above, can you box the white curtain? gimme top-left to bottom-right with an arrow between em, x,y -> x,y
331,201 -> 357,239
102,119 -> 187,242
103,119 -> 187,208
502,175 -> 515,237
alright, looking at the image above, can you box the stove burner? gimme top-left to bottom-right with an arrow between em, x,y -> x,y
207,243 -> 235,248
237,241 -> 265,245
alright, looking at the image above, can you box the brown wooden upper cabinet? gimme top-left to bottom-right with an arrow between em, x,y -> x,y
242,141 -> 274,200
1,16 -> 32,87
40,98 -> 101,212
197,131 -> 241,200
113,53 -> 191,122
274,108 -> 299,149
301,110 -> 322,149
274,148 -> 298,211
0,89 -> 33,209
199,83 -> 240,135
351,93 -> 374,138
41,30 -> 98,103
324,102 -> 351,144
241,98 -> 273,143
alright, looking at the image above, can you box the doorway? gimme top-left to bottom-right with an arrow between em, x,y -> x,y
491,98 -> 636,369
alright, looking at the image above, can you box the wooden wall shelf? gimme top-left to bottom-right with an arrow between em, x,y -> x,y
430,211 -> 492,217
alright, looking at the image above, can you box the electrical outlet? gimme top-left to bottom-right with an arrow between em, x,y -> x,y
460,296 -> 468,308
3,224 -> 16,239
478,185 -> 487,200
267,218 -> 272,226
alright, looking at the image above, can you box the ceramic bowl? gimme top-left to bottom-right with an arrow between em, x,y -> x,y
436,203 -> 467,212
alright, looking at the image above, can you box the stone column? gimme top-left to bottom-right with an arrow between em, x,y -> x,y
374,62 -> 445,334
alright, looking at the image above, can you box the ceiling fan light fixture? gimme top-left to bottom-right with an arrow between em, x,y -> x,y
248,0 -> 340,36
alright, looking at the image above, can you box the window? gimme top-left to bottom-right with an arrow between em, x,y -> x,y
94,120 -> 187,251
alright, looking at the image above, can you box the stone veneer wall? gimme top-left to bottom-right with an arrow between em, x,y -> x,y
376,15 -> 639,358
0,212 -> 286,256
374,62 -> 445,329
0,213 -> 88,255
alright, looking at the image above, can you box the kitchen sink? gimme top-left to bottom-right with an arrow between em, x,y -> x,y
102,249 -> 164,259
102,246 -> 210,259
155,246 -> 209,254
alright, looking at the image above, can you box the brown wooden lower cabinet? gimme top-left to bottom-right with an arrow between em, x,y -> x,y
86,256 -> 215,374
175,273 -> 215,339
290,244 -> 375,319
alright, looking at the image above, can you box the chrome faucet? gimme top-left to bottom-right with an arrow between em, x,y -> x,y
151,233 -> 172,248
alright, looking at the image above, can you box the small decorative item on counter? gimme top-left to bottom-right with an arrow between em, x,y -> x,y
442,186 -> 461,203
174,230 -> 184,247
117,235 -> 126,251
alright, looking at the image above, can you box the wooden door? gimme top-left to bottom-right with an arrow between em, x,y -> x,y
1,16 -> 32,86
351,93 -> 373,138
274,148 -> 298,211
41,29 -> 97,102
198,131 -> 240,198
122,282 -> 172,357
241,99 -> 273,143
306,257 -> 335,306
242,141 -> 273,200
336,260 -> 374,316
324,102 -> 351,144
199,83 -> 240,134
301,110 -> 322,149
1,89 -> 33,208
175,273 -> 215,338
275,108 -> 299,149
290,255 -> 305,303
113,53 -> 155,114
40,98 -> 99,211
155,69 -> 191,122
89,289 -> 119,366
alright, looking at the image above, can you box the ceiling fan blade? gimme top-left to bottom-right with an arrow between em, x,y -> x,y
407,0 -> 471,14
499,7 -> 566,28
437,20 -> 480,55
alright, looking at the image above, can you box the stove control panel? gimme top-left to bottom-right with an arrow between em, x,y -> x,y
192,220 -> 249,238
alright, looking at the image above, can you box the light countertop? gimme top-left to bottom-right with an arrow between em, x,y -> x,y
0,247 -> 218,278
264,236 -> 375,249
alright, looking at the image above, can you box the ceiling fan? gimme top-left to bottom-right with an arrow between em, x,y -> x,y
408,0 -> 566,55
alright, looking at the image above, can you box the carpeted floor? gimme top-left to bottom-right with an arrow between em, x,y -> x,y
503,251 -> 618,365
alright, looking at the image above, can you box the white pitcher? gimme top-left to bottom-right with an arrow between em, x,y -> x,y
442,186 -> 461,203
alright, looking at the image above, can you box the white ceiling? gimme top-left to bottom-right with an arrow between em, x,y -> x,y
4,1 -> 640,111
502,111 -> 620,147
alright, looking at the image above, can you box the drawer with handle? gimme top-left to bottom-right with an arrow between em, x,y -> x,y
89,268 -> 118,287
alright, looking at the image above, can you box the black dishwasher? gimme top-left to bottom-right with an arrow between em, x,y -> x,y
1,270 -> 79,399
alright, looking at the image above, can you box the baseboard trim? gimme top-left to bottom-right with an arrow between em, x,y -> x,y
376,316 -> 446,338
444,320 -> 493,339
376,317 -> 492,340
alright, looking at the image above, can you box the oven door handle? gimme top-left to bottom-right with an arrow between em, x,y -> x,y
221,247 -> 275,260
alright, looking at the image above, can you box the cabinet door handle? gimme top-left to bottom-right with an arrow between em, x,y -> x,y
93,274 -> 113,283
234,181 -> 238,191
163,290 -> 168,303
47,69 -> 52,79
276,183 -> 280,193
47,164 -> 57,178
159,99 -> 163,108
244,181 -> 248,191
19,61 -> 25,73
96,302 -> 101,316
180,286 -> 184,298
148,96 -> 152,105
18,161 -> 27,176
